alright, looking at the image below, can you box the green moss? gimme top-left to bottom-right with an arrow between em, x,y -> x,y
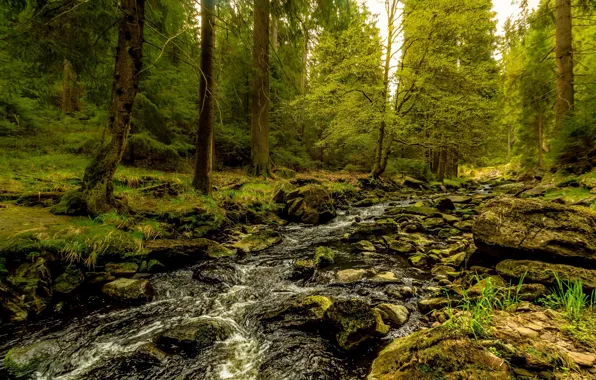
314,246 -> 334,267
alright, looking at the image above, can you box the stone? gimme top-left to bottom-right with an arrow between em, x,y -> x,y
84,272 -> 115,284
515,327 -> 539,338
4,340 -> 61,379
105,262 -> 138,277
441,213 -> 460,224
314,246 -> 334,267
422,217 -> 445,230
101,278 -> 154,304
354,240 -> 376,252
263,295 -> 334,328
496,259 -> 596,291
408,254 -> 427,268
147,238 -> 235,265
286,184 -> 336,225
353,198 -> 380,207
466,276 -> 506,297
155,318 -> 233,357
418,297 -> 454,313
8,257 -> 52,315
371,271 -> 398,282
272,180 -> 295,203
375,304 -> 409,326
447,195 -> 472,204
438,228 -> 461,239
336,269 -> 367,283
53,266 -> 84,294
232,229 -> 282,253
388,240 -> 415,254
192,262 -> 240,286
325,299 -> 388,350
291,259 -> 315,280
132,343 -> 168,363
454,220 -> 474,232
516,283 -> 548,302
472,197 -> 596,267
567,352 -> 596,367
350,219 -> 398,241
147,259 -> 165,273
431,265 -> 456,275
441,252 -> 467,268
436,198 -> 455,212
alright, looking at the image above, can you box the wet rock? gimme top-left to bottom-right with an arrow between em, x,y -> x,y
192,261 -> 240,286
354,240 -> 376,252
375,304 -> 409,326
232,229 -> 282,253
353,198 -> 380,207
0,282 -> 28,323
336,269 -> 367,283
408,254 -> 427,268
350,219 -> 398,241
436,198 -> 455,212
496,259 -> 596,291
441,213 -> 460,224
395,206 -> 441,218
371,271 -> 398,283
8,257 -> 52,315
291,259 -> 315,280
101,278 -> 154,304
131,342 -> 168,363
314,246 -> 334,267
472,197 -> 596,267
441,251 -> 467,268
105,262 -> 138,277
431,265 -> 456,276
4,339 -> 61,379
147,259 -> 165,273
418,297 -> 454,313
447,195 -> 472,204
438,228 -> 461,239
422,217 -> 445,230
263,295 -> 334,328
155,318 -> 233,357
53,266 -> 84,294
388,239 -> 415,254
272,180 -> 295,203
146,238 -> 235,265
325,299 -> 388,350
454,220 -> 474,232
368,327 -> 510,379
286,184 -> 336,225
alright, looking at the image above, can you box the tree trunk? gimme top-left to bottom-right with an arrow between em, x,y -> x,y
538,113 -> 545,168
62,59 -> 79,114
81,0 -> 145,215
193,0 -> 216,194
555,0 -> 574,128
250,0 -> 271,176
271,13 -> 278,51
437,148 -> 447,182
300,29 -> 308,94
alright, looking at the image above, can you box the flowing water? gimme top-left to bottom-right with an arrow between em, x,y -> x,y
0,202 -> 434,380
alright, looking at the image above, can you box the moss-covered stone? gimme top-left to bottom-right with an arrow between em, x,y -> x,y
408,253 -> 427,268
105,262 -> 138,277
438,228 -> 461,239
146,238 -> 236,264
8,257 -> 52,315
466,276 -> 507,297
263,295 -> 334,328
271,180 -> 295,203
285,184 -> 336,225
53,266 -> 84,294
314,246 -> 334,267
50,190 -> 88,216
354,240 -> 376,252
496,259 -> 596,291
154,318 -> 232,357
232,229 -> 281,253
388,239 -> 415,254
4,340 -> 61,379
350,219 -> 398,241
291,259 -> 315,280
147,259 -> 165,273
375,304 -> 409,326
101,278 -> 154,304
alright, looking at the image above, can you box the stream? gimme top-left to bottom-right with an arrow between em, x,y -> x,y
0,201 -> 435,380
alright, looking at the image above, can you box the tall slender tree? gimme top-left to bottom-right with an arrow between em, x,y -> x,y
250,0 -> 271,176
193,0 -> 216,194
80,0 -> 146,214
555,0 -> 574,128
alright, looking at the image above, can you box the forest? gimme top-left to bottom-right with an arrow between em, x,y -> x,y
1,0 -> 596,379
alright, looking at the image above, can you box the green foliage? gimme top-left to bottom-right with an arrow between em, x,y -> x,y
542,274 -> 595,321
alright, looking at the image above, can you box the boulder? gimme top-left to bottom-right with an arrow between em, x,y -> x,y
101,278 -> 154,304
354,240 -> 376,252
472,198 -> 596,268
263,295 -> 334,328
291,259 -> 315,280
286,184 -> 336,225
53,266 -> 84,294
388,240 -> 415,254
374,304 -> 409,326
0,282 -> 28,323
408,254 -> 427,268
146,238 -> 235,266
8,257 -> 52,315
232,229 -> 282,253
350,219 -> 398,241
496,260 -> 596,291
466,276 -> 506,297
368,327 -> 510,380
436,198 -> 455,212
272,180 -> 295,203
401,176 -> 429,190
325,299 -> 388,350
147,259 -> 166,273
155,318 -> 233,357
336,269 -> 368,283
192,262 -> 240,286
4,340 -> 61,379
105,262 -> 138,277
314,246 -> 334,267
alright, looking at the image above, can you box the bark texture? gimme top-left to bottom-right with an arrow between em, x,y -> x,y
250,0 -> 271,176
193,0 -> 216,194
555,0 -> 574,127
81,0 -> 145,215
62,59 -> 79,114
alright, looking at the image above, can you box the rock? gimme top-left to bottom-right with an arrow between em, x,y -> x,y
350,219 -> 398,240
101,278 -> 154,304
375,304 -> 409,326
441,252 -> 467,268
155,318 -> 233,357
4,340 -> 61,379
273,167 -> 297,179
432,265 -> 456,275
388,239 -> 415,254
368,327 -> 509,380
441,213 -> 460,224
556,177 -> 580,188
353,198 -> 380,207
147,259 -> 165,273
466,276 -> 506,297
422,217 -> 445,230
567,352 -> 596,367
336,269 -> 367,283
454,220 -> 474,232
193,261 -> 240,286
53,266 -> 84,294
8,257 -> 52,315
408,254 -> 427,268
438,228 -> 461,239
447,195 -> 472,204
84,272 -> 115,284
233,229 -> 281,253
521,184 -> 556,198
418,297 -> 453,313
395,206 -> 441,217
0,282 -> 28,323
401,176 -> 429,190
146,238 -> 235,265
496,259 -> 596,291
291,259 -> 315,280
371,271 -> 398,283
105,262 -> 138,277
354,240 -> 376,252
516,283 -> 548,301
264,295 -> 334,328
325,299 -> 388,350
436,198 -> 455,212
472,198 -> 596,267
131,342 -> 168,363
314,246 -> 334,267
272,180 -> 295,203
286,184 -> 336,225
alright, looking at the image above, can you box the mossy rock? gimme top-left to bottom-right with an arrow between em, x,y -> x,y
285,184 -> 336,225
291,259 -> 315,280
368,326 -> 510,379
314,246 -> 334,267
408,254 -> 427,268
50,190 -> 88,216
375,304 -> 409,326
354,240 -> 376,252
53,266 -> 84,294
438,228 -> 461,239
388,239 -> 415,254
155,318 -> 233,357
350,219 -> 398,241
272,180 -> 295,203
147,259 -> 166,273
496,259 -> 596,291
262,295 -> 334,328
4,340 -> 61,379
273,167 -> 297,179
105,262 -> 139,277
232,229 -> 282,253
7,257 -> 52,315
146,238 -> 235,265
466,276 -> 507,297
101,278 -> 154,304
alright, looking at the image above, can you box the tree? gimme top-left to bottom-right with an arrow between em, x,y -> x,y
80,0 -> 146,214
555,0 -> 574,128
193,0 -> 216,194
250,0 -> 271,176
